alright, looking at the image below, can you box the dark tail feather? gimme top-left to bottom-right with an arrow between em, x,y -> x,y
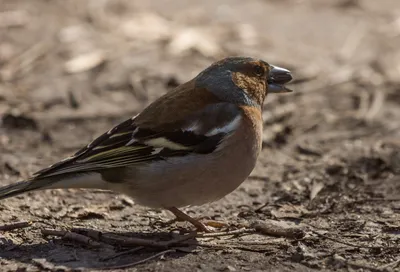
0,178 -> 60,200
0,181 -> 36,200
0,172 -> 101,200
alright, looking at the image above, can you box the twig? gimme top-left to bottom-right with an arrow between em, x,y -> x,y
236,240 -> 288,246
72,227 -> 196,248
198,222 -> 305,240
197,228 -> 255,238
193,242 -> 277,253
251,221 -> 305,239
163,232 -> 197,247
254,203 -> 270,212
71,227 -> 102,240
202,219 -> 229,229
41,229 -> 103,248
0,221 -> 32,231
101,232 -> 195,248
100,246 -> 144,261
101,249 -> 176,270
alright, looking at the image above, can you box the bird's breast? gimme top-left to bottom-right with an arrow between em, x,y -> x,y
119,111 -> 263,208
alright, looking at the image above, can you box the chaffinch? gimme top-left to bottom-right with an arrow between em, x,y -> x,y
0,57 -> 292,232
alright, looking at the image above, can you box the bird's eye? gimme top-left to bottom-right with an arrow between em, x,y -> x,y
254,65 -> 264,76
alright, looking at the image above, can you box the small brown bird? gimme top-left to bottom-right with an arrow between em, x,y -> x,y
0,57 -> 292,232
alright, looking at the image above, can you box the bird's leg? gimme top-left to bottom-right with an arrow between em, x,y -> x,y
167,207 -> 211,233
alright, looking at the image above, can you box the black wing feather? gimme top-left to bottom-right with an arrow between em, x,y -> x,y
32,103 -> 240,180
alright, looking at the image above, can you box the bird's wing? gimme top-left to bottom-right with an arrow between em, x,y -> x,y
31,102 -> 242,180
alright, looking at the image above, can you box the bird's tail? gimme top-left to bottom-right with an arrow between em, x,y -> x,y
0,179 -> 46,200
0,172 -> 104,200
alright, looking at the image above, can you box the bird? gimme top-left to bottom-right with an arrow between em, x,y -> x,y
0,56 -> 293,232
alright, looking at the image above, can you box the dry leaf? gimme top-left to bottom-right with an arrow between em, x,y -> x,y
310,181 -> 324,201
168,28 -> 221,57
120,13 -> 171,42
64,50 -> 106,74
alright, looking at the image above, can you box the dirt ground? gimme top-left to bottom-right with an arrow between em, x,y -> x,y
1,0 -> 400,271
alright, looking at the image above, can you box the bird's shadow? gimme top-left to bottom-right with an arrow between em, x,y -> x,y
0,229 -> 198,270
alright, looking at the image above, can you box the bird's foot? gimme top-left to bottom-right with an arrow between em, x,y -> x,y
167,207 -> 228,233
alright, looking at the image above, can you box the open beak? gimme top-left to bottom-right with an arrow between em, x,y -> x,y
268,65 -> 293,93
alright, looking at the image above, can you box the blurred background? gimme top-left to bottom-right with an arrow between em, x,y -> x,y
0,0 -> 400,271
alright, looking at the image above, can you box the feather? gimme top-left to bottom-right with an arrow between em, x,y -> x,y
29,103 -> 242,181
0,102 -> 242,200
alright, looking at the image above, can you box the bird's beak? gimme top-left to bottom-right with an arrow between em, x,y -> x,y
267,65 -> 293,93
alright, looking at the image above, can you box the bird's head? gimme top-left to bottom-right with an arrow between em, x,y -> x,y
195,56 -> 293,107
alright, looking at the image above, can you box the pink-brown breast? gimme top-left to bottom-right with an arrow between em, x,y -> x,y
238,105 -> 263,154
